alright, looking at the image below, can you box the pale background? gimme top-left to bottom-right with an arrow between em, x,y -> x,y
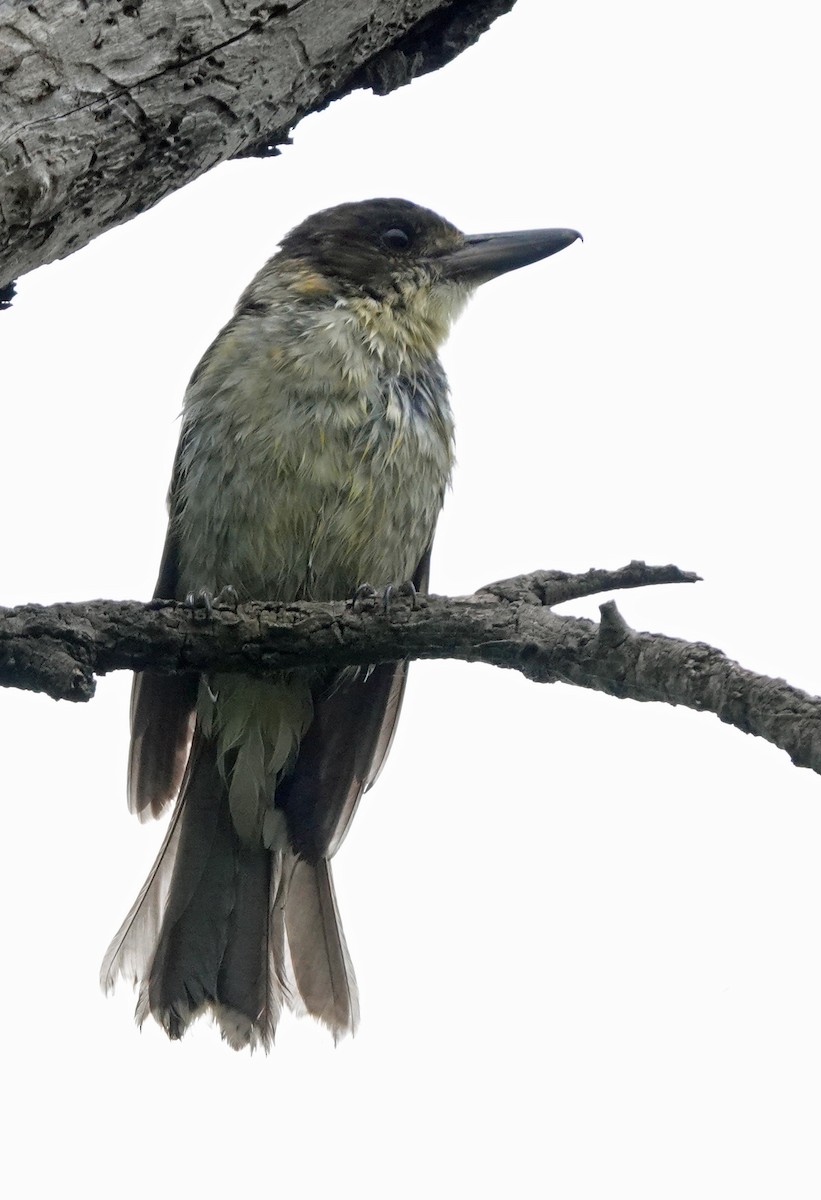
2,1 -> 820,1195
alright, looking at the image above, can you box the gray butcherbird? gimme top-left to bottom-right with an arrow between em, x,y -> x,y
101,198 -> 580,1049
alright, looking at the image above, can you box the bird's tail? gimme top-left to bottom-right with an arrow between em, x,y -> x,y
101,732 -> 359,1049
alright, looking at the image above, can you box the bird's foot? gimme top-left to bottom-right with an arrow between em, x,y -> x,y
349,580 -> 419,614
380,580 -> 419,613
185,585 -> 240,620
213,585 -> 240,611
350,583 -> 377,612
185,588 -> 215,619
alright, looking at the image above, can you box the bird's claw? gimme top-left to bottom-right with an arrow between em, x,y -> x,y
185,585 -> 240,620
185,588 -> 215,619
381,580 -> 419,612
349,580 -> 419,614
350,583 -> 378,612
213,585 -> 240,611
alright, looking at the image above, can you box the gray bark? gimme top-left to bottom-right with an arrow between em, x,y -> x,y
3,563 -> 820,780
0,0 -> 515,298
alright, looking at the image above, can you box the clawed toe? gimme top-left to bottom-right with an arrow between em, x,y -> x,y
185,588 -> 215,618
349,580 -> 419,614
185,585 -> 240,619
350,583 -> 377,612
214,585 -> 240,611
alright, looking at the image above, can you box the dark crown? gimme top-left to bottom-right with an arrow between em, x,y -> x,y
278,198 -> 465,292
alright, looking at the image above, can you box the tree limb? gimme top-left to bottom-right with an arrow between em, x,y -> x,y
0,0 -> 515,296
1,561 -> 819,779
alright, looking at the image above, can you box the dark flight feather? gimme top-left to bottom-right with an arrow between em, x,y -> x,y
276,547 -> 431,861
128,520 -> 197,819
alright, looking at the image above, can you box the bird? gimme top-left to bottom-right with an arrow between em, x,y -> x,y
101,198 -> 580,1050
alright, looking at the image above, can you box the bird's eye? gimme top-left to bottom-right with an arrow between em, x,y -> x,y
381,227 -> 411,250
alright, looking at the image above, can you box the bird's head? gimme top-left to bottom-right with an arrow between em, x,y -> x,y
273,198 -> 581,358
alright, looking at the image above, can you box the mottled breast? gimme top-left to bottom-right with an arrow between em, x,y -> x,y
172,299 -> 455,601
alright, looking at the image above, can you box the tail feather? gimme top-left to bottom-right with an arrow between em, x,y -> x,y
103,734 -> 358,1050
100,791 -> 187,995
285,857 -> 360,1039
143,737 -> 238,1039
213,846 -> 279,1050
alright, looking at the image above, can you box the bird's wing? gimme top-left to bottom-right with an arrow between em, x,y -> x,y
363,544 -> 431,789
128,462 -> 198,820
275,546 -> 433,862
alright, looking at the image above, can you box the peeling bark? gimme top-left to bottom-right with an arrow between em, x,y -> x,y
0,0 -> 515,293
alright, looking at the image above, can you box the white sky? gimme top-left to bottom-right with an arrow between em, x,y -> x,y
2,1 -> 820,1195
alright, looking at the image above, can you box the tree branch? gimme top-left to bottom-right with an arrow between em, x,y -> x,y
2,561 -> 819,779
0,0 -> 515,296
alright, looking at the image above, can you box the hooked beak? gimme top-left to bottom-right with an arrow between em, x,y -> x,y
436,227 -> 582,284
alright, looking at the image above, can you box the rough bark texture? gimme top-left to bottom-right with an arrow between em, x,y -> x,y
2,562 -> 820,779
0,0 -> 516,295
